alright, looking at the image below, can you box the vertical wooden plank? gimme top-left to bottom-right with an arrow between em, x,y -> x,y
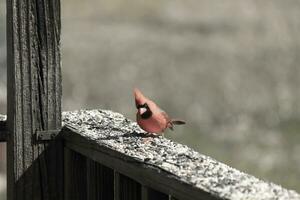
142,186 -> 169,200
86,159 -> 95,200
141,186 -> 149,200
87,159 -> 114,200
114,171 -> 121,200
6,0 -> 62,199
115,173 -> 141,200
64,148 -> 87,200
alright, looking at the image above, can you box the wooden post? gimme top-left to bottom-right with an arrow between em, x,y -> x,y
6,0 -> 63,199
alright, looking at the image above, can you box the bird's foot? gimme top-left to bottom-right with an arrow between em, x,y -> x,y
141,132 -> 159,143
142,137 -> 153,143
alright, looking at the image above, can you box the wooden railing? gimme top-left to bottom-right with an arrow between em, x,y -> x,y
2,0 -> 300,199
1,110 -> 300,199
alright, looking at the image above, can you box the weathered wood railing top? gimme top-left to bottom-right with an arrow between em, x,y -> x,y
3,109 -> 298,200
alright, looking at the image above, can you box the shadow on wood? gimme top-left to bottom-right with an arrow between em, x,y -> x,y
8,138 -> 63,199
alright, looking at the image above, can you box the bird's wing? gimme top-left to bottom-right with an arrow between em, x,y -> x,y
160,111 -> 174,130
160,110 -> 171,122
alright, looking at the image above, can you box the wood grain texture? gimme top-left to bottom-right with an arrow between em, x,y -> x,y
6,0 -> 62,199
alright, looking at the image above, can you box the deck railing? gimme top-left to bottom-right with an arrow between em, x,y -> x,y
1,110 -> 300,199
2,0 -> 300,199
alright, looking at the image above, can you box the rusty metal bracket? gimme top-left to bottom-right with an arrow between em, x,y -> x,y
36,129 -> 61,141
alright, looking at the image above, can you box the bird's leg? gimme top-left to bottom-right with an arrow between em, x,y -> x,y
142,137 -> 153,143
142,132 -> 158,143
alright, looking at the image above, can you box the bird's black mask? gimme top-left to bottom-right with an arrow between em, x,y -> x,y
137,103 -> 152,119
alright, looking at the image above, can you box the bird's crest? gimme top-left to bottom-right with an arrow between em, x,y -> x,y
134,88 -> 147,108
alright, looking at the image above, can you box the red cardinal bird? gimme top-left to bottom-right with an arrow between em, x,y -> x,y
134,88 -> 185,134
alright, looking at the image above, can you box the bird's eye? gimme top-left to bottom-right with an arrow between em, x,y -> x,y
140,103 -> 152,119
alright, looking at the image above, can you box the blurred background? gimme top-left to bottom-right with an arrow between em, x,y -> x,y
1,0 -> 300,198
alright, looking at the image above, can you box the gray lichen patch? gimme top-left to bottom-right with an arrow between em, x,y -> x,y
62,109 -> 300,200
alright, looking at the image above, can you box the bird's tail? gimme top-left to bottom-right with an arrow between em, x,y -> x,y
168,119 -> 186,131
171,119 -> 186,125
